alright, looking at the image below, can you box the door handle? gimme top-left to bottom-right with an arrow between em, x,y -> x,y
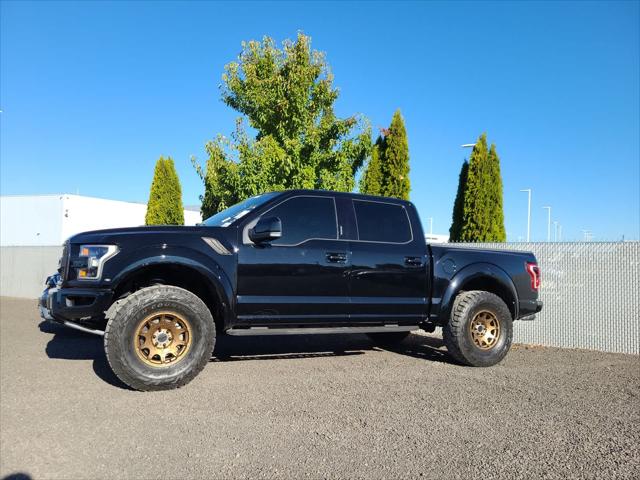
404,256 -> 424,267
326,252 -> 348,263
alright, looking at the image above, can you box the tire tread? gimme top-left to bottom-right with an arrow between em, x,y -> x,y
104,285 -> 215,391
443,290 -> 512,367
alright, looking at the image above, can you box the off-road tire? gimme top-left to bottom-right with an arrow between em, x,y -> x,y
443,290 -> 512,367
367,331 -> 411,345
104,285 -> 216,391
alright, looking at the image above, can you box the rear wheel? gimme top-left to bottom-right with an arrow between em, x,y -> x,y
367,331 -> 411,345
104,285 -> 216,391
443,290 -> 512,367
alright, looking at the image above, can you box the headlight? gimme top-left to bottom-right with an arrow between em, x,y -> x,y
77,245 -> 118,280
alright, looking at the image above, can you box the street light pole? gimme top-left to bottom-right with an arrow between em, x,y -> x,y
554,221 -> 559,242
427,217 -> 433,235
542,206 -> 551,242
520,189 -> 532,242
558,224 -> 562,242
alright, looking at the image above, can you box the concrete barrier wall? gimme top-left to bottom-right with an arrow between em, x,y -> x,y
0,246 -> 62,298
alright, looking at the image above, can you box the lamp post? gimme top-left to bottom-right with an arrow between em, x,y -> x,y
558,224 -> 563,242
427,217 -> 433,235
520,189 -> 532,242
542,206 -> 551,242
554,221 -> 559,242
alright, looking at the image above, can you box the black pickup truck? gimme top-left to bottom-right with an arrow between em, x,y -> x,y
39,190 -> 542,391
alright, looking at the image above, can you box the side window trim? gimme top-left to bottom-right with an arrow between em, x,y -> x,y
352,198 -> 414,245
243,195 -> 339,247
349,199 -> 360,240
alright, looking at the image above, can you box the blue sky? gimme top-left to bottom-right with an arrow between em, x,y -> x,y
1,1 -> 638,241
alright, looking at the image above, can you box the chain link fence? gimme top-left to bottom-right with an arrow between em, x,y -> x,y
455,242 -> 639,354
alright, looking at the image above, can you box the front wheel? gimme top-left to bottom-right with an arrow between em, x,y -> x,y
443,290 -> 513,367
104,285 -> 216,391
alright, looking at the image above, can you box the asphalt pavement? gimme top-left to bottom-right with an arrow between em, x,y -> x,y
1,296 -> 638,480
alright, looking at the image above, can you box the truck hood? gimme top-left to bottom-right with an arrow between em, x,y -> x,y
68,225 -> 224,245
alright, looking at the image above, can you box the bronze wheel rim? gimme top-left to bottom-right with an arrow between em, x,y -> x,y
470,310 -> 500,350
134,311 -> 192,367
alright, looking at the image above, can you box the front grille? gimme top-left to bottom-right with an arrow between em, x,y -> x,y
58,240 -> 70,281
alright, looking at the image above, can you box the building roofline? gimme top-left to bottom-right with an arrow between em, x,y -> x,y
0,193 -> 148,205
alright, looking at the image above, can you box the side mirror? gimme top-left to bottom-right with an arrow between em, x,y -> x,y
249,216 -> 282,243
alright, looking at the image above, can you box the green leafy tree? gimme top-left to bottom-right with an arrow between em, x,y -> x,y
145,156 -> 184,225
449,160 -> 469,241
458,134 -> 506,242
359,135 -> 384,195
195,33 -> 371,217
193,141 -> 240,219
380,110 -> 410,200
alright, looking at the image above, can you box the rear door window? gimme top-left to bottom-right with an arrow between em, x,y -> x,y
353,200 -> 412,243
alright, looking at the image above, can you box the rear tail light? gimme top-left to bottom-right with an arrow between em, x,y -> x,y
526,262 -> 541,291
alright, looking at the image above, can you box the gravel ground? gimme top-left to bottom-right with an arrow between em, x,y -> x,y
1,296 -> 639,480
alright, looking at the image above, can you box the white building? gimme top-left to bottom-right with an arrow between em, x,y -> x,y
425,233 -> 449,244
0,194 -> 202,246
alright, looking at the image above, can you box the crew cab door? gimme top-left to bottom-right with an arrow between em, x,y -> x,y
347,199 -> 429,324
236,195 -> 351,326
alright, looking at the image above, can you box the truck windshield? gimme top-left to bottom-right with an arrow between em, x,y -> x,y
201,192 -> 279,227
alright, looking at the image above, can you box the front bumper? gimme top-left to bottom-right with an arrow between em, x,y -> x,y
39,275 -> 113,335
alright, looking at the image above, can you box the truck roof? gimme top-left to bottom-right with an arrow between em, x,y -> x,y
271,189 -> 415,207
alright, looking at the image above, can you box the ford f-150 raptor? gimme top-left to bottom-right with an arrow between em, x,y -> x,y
39,190 -> 542,391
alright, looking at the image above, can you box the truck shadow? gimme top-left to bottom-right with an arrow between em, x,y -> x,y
40,321 -> 130,390
382,333 -> 454,364
1,473 -> 33,480
41,321 -> 455,389
211,331 -> 454,365
212,333 -> 373,362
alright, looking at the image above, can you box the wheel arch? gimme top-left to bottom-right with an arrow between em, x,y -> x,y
110,256 -> 234,331
439,262 -> 518,324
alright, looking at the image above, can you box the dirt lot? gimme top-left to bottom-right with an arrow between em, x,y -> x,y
1,296 -> 639,480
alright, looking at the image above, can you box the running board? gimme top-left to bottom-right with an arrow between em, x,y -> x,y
226,325 -> 418,336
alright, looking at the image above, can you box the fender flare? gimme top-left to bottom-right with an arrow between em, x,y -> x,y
438,262 -> 518,324
110,249 -> 234,327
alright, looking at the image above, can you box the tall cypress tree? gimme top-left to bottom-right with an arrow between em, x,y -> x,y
487,144 -> 506,241
449,160 -> 469,241
359,136 -> 384,195
380,109 -> 410,200
145,156 -> 185,225
460,134 -> 490,241
458,134 -> 506,242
